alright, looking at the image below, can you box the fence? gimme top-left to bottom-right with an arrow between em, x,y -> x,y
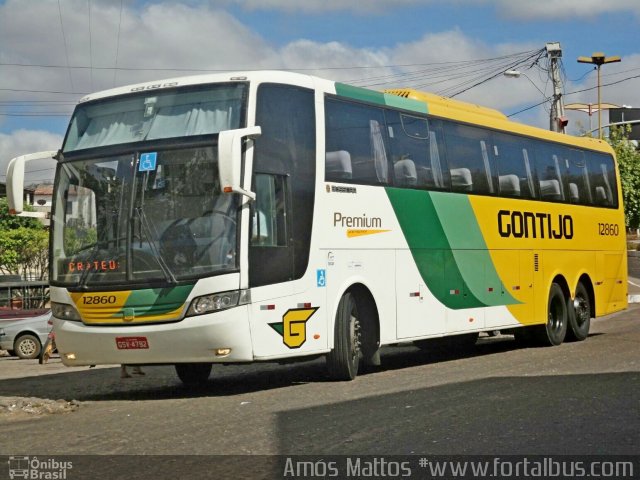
0,278 -> 49,309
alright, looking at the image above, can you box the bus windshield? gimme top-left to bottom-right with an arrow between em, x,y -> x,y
51,145 -> 239,287
62,83 -> 247,153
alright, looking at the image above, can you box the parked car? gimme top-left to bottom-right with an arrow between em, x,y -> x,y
0,311 -> 52,359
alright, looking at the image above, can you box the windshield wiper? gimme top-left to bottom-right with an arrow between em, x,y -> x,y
134,206 -> 177,284
77,242 -> 102,290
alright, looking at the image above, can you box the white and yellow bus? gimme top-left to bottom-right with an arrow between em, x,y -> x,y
6,71 -> 627,384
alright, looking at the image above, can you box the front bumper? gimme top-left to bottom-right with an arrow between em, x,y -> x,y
53,305 -> 253,366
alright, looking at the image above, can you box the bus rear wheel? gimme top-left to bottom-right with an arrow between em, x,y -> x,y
567,282 -> 591,341
535,282 -> 568,346
175,363 -> 212,386
326,292 -> 361,381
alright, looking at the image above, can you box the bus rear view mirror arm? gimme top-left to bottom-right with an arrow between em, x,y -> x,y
218,126 -> 261,201
5,150 -> 58,215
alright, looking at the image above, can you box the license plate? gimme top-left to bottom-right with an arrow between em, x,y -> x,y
115,336 -> 149,350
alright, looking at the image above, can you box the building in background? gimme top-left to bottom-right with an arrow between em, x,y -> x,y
609,108 -> 640,142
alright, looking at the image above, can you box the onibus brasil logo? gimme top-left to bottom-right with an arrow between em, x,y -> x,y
269,307 -> 318,348
8,456 -> 72,479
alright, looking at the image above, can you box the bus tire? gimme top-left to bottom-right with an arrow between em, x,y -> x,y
535,282 -> 568,346
326,292 -> 361,381
175,363 -> 212,386
567,282 -> 591,341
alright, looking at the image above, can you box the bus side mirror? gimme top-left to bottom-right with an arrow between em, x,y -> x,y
218,126 -> 261,201
6,151 -> 58,217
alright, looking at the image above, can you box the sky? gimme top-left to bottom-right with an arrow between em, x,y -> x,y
1,0 -> 640,185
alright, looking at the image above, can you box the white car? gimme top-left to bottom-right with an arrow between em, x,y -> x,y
0,311 -> 52,359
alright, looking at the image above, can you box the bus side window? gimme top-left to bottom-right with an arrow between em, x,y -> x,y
325,98 -> 390,185
586,152 -> 617,207
534,144 -> 565,202
442,121 -> 495,194
492,133 -> 537,199
563,149 -> 592,205
386,112 -> 448,190
386,111 -> 423,188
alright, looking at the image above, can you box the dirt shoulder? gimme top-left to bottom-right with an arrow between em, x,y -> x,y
0,351 -> 111,419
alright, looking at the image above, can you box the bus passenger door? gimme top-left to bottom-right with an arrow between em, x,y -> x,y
248,173 -> 293,287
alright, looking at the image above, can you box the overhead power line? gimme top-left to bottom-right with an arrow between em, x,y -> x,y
0,49 -> 544,73
57,0 -> 75,93
507,73 -> 640,118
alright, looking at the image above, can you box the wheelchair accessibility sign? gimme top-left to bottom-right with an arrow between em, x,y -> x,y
316,269 -> 326,287
139,152 -> 157,172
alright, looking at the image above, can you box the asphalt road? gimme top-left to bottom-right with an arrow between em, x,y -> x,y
0,305 -> 638,478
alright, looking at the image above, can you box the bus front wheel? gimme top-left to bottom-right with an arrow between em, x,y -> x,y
175,363 -> 212,386
535,282 -> 568,346
326,292 -> 361,381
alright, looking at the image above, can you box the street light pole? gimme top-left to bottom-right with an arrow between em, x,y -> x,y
577,52 -> 621,139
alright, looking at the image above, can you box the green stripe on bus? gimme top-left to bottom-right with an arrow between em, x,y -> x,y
385,188 -> 518,309
383,93 -> 428,114
335,83 -> 428,114
121,284 -> 195,316
335,83 -> 386,106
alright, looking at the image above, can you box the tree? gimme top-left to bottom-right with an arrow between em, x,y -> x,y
607,126 -> 640,230
0,197 -> 41,230
0,197 -> 49,279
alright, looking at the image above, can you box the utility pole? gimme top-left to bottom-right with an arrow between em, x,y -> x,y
546,42 -> 567,134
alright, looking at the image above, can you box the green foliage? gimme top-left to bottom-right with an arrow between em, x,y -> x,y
0,227 -> 49,278
0,198 -> 49,278
0,197 -> 41,229
64,225 -> 97,255
607,126 -> 640,229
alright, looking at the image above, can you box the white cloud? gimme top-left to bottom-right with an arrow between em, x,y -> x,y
0,0 -> 638,142
229,0 -> 424,14
0,130 -> 62,185
229,0 -> 640,19
0,0 -> 279,97
493,0 -> 640,20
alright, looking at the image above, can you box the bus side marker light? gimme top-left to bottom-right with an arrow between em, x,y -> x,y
512,286 -> 521,291
260,305 -> 276,311
313,334 -> 320,340
449,289 -> 460,295
64,353 -> 76,360
214,348 -> 232,357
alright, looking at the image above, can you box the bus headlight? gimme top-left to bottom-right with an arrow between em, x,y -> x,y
51,302 -> 82,321
187,290 -> 250,316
